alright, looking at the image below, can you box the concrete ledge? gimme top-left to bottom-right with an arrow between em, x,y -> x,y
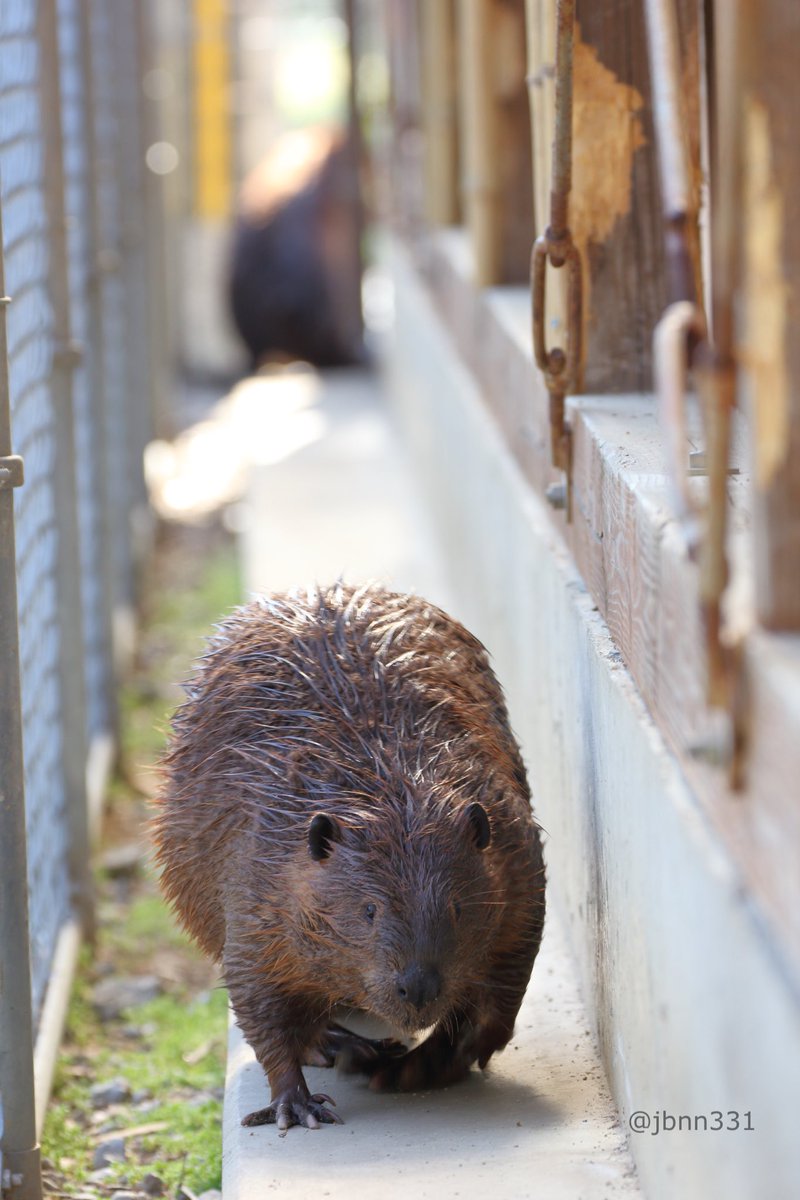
222,912 -> 639,1200
86,731 -> 115,846
34,917 -> 81,1135
416,228 -> 800,974
389,240 -> 800,1200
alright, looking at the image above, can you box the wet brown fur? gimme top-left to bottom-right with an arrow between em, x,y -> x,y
152,583 -> 545,1131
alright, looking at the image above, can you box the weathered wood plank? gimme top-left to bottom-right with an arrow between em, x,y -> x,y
419,0 -> 460,226
457,0 -> 532,285
569,1 -> 670,392
418,229 -> 800,968
742,0 -> 800,630
523,2 -> 701,391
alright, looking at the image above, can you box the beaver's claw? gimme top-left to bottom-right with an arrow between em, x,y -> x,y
242,1090 -> 344,1135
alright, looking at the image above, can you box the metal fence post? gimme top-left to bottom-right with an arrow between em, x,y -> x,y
113,0 -> 154,562
0,210 -> 44,1200
56,0 -> 118,829
37,0 -> 93,938
78,0 -> 121,819
137,0 -> 170,443
84,0 -> 137,671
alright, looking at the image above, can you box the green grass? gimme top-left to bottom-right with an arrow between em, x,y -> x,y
110,893 -> 192,961
119,535 -> 241,768
42,528 -> 241,1196
45,982 -> 228,1192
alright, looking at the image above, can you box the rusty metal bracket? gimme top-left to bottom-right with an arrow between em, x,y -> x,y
531,232 -> 583,400
530,0 -> 582,521
0,456 -> 24,491
646,0 -> 747,786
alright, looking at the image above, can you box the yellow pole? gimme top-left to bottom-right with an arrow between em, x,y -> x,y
193,0 -> 232,218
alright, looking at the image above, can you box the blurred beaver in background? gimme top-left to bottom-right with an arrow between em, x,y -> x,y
228,126 -> 365,370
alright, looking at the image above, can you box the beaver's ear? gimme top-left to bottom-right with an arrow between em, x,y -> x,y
308,813 -> 341,861
465,802 -> 491,851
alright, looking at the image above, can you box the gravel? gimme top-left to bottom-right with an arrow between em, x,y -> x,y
91,976 -> 162,1021
90,1077 -> 132,1108
92,1138 -> 127,1169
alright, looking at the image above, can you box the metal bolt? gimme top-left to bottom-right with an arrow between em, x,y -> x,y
688,449 -> 740,477
545,481 -> 568,510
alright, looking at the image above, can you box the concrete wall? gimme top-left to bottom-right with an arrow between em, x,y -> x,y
389,243 -> 800,1200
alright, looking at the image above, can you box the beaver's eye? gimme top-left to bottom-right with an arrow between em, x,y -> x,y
365,903 -> 377,922
453,900 -> 462,921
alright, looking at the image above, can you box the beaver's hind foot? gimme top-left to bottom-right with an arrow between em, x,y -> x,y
316,1022 -> 408,1074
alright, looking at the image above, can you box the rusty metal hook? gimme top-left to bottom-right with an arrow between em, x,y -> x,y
654,299 -> 707,554
530,0 -> 582,520
646,0 -> 746,785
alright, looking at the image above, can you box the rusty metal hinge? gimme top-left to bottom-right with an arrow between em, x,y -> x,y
0,456 -> 24,491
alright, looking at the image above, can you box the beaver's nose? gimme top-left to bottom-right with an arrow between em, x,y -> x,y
396,962 -> 442,1010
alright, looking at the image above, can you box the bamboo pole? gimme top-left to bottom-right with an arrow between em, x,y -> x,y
524,0 -> 555,238
525,0 -> 567,360
420,0 -> 460,225
459,0 -> 500,284
742,0 -> 800,629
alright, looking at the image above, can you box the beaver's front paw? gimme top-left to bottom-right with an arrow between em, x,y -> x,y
318,1023 -> 407,1074
242,1089 -> 343,1135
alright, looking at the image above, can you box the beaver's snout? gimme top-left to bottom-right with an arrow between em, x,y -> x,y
396,961 -> 442,1011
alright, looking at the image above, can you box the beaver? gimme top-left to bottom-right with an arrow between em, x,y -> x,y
153,583 -> 545,1134
228,126 -> 364,370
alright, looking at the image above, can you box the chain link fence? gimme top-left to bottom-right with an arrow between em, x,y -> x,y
1,0 -> 71,1029
56,0 -> 115,752
0,2 -> 164,1192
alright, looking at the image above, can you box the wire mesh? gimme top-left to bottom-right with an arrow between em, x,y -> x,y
0,0 -> 72,1024
87,0 -> 135,614
112,0 -> 153,519
56,0 -> 114,743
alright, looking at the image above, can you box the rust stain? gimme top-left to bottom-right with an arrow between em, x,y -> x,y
742,97 -> 789,488
680,22 -> 702,217
570,34 -> 646,254
680,17 -> 705,305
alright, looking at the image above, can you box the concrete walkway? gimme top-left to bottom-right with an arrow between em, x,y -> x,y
223,367 -> 641,1199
